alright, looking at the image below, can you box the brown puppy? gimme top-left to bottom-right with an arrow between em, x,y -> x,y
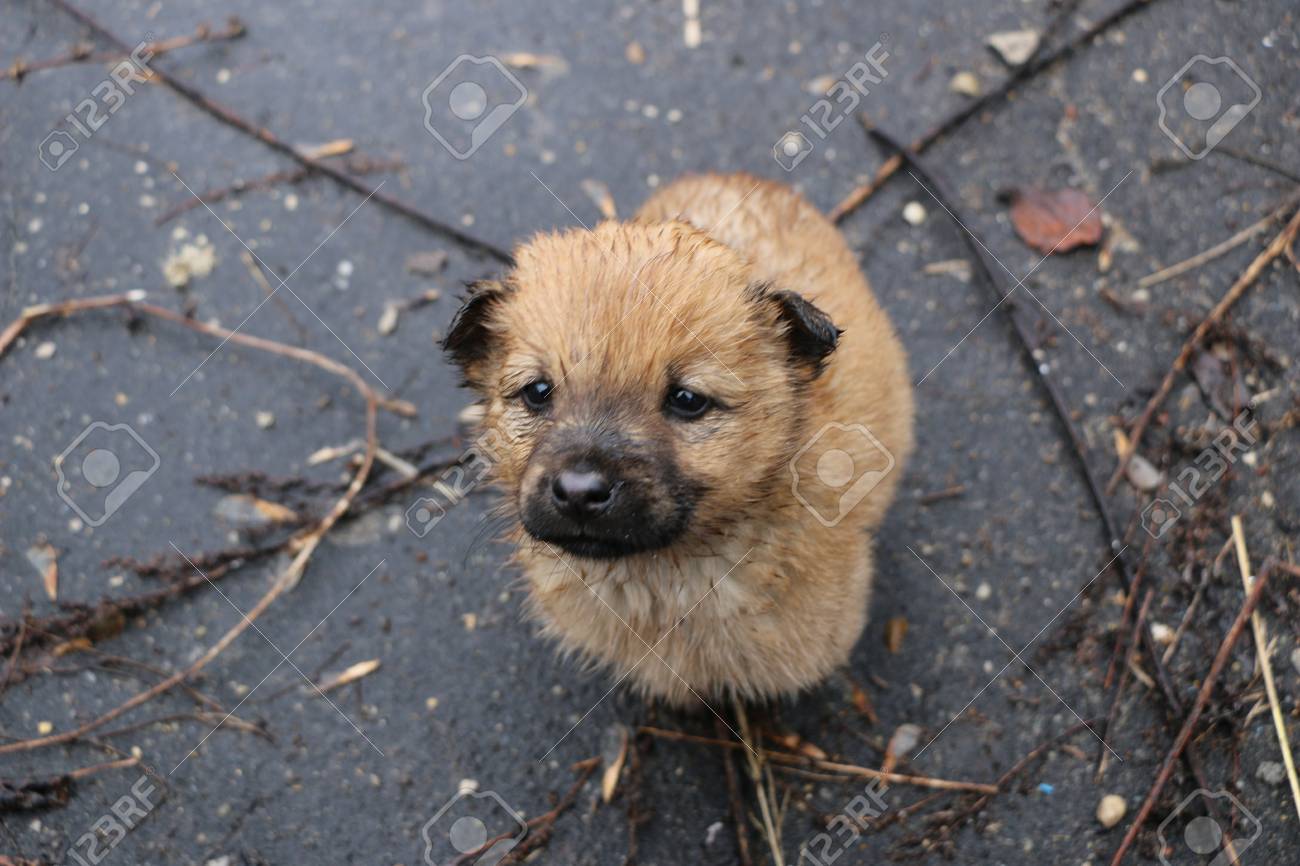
445,173 -> 914,706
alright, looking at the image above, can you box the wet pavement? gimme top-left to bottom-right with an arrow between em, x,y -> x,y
2,0 -> 1299,863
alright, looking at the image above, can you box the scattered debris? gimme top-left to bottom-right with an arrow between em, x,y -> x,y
949,71 -> 981,97
601,724 -> 629,803
33,341 -> 56,359
580,178 -> 618,220
377,303 -> 400,336
1007,187 -> 1103,254
405,250 -> 448,276
214,494 -> 298,527
884,616 -> 908,653
1257,761 -> 1286,786
902,201 -> 927,225
625,41 -> 646,64
162,234 -> 217,287
1097,794 -> 1127,828
987,30 -> 1040,66
316,659 -> 380,693
25,543 -> 59,601
255,410 -> 276,430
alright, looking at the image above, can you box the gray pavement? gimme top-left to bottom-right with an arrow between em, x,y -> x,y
2,0 -> 1298,864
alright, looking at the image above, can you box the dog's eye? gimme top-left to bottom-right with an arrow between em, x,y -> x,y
665,386 -> 711,420
521,380 -> 553,411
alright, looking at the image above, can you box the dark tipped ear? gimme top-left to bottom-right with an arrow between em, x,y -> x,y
752,284 -> 841,376
443,280 -> 509,386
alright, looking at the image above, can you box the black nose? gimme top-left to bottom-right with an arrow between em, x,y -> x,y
550,467 -> 615,519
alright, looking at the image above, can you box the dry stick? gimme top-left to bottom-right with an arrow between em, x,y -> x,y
1,18 -> 246,81
0,294 -> 389,756
1230,517 -> 1300,820
153,157 -> 405,226
47,0 -> 512,265
734,700 -> 785,866
1096,589 -> 1153,782
716,717 -> 755,866
1109,565 -> 1273,866
1107,206 -> 1300,494
1138,189 -> 1300,289
829,0 -> 1164,222
497,757 -> 601,866
640,726 -> 998,794
0,611 -> 28,700
867,126 -> 1226,814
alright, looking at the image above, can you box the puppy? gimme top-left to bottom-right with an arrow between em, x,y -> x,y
444,173 -> 914,706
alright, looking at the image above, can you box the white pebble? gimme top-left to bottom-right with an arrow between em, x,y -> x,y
1097,794 -> 1126,828
902,201 -> 927,225
34,341 -> 57,359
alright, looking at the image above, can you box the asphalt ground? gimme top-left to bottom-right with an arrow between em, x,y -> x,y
2,0 -> 1298,864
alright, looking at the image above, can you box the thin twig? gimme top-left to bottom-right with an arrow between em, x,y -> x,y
1108,207 -> 1300,493
2,18 -> 246,81
735,699 -> 785,866
0,294 -> 388,755
1137,189 -> 1300,288
1109,563 -> 1273,866
47,0 -> 512,264
868,124 -> 1226,815
640,726 -> 998,794
1097,589 -> 1152,782
829,0 -> 1164,221
716,717 -> 755,866
1230,517 -> 1300,820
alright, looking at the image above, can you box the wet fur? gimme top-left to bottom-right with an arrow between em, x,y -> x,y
446,173 -> 914,705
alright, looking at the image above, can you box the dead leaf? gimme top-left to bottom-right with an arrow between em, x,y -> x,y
850,682 -> 878,725
772,732 -> 828,760
26,543 -> 58,601
53,637 -> 92,656
580,178 -> 618,220
601,725 -> 629,803
1008,187 -> 1104,255
881,723 -> 923,774
405,250 -> 448,276
884,616 -> 908,653
316,659 -> 380,693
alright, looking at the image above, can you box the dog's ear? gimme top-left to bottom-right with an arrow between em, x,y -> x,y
751,283 -> 841,377
443,280 -> 509,387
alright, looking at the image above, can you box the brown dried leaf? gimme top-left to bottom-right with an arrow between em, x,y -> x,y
1008,187 -> 1103,255
580,178 -> 618,220
884,616 -> 908,653
316,659 -> 381,693
881,723 -> 923,774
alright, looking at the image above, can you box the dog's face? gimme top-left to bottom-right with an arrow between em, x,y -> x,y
444,223 -> 838,559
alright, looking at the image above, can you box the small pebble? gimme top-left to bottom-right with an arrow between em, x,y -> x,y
1150,622 -> 1174,645
950,71 -> 981,97
975,582 -> 992,601
1290,647 -> 1300,676
34,341 -> 57,359
255,411 -> 275,430
1097,794 -> 1126,828
37,721 -> 54,735
902,201 -> 927,225
1257,761 -> 1285,786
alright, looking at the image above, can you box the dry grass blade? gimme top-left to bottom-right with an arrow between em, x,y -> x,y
1230,517 -> 1300,820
